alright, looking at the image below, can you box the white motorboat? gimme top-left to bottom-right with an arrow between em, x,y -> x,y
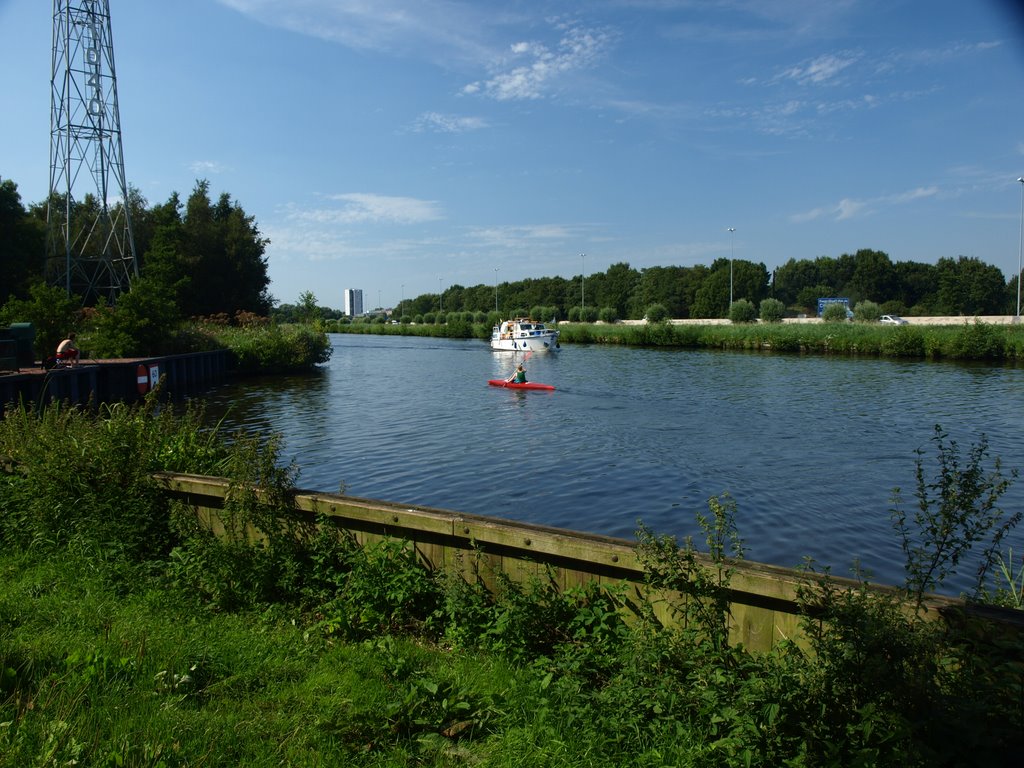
490,318 -> 560,353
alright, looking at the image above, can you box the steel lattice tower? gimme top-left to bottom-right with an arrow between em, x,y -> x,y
47,0 -> 138,306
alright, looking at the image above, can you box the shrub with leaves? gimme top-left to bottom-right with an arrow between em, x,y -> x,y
728,299 -> 757,324
0,394 -> 228,559
758,297 -> 785,323
891,425 -> 1019,609
644,303 -> 669,323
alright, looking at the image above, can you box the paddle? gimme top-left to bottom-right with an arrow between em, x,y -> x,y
506,350 -> 532,382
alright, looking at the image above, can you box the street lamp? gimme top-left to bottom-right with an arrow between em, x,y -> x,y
439,277 -> 443,314
401,284 -> 404,320
1017,178 -> 1024,318
727,228 -> 736,307
493,268 -> 499,313
580,253 -> 585,316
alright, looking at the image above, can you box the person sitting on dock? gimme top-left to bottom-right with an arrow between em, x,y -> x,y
508,363 -> 527,383
55,333 -> 79,367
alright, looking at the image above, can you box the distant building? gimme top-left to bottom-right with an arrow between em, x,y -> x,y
343,289 -> 363,317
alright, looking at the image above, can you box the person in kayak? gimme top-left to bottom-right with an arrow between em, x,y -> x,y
508,363 -> 527,383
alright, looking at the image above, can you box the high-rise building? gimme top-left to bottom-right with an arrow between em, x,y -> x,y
343,289 -> 363,317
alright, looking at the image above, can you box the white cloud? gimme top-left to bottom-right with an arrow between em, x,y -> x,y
775,51 -> 861,86
215,0 -> 498,66
189,160 -> 227,175
287,193 -> 443,226
791,186 -> 938,222
412,112 -> 488,133
463,22 -> 614,101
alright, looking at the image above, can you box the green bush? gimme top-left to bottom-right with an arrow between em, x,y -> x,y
728,299 -> 757,324
598,307 -> 618,323
0,395 -> 229,560
943,319 -> 1006,359
758,298 -> 785,323
644,303 -> 669,323
822,302 -> 849,323
855,299 -> 882,322
0,281 -> 82,360
205,323 -> 331,373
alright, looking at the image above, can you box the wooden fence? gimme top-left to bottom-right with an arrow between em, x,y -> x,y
154,472 -> 1020,652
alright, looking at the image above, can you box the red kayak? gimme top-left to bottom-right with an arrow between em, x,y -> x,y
488,379 -> 555,391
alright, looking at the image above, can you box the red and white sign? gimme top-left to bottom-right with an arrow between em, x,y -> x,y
136,364 -> 149,394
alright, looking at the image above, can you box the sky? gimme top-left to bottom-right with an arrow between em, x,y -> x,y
3,0 -> 1024,311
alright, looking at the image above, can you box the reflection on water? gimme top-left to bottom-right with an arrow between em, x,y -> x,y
200,334 -> 1024,594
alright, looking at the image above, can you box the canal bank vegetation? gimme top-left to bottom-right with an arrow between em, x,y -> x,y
326,312 -> 1024,363
1,399 -> 1023,766
558,317 -> 1024,361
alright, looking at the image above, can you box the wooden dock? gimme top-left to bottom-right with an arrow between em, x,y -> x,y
0,350 -> 231,415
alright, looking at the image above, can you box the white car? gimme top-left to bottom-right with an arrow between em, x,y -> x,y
880,314 -> 908,325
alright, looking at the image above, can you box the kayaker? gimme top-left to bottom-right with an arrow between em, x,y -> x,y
508,363 -> 527,383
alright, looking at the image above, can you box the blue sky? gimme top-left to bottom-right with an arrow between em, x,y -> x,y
3,1 -> 1024,310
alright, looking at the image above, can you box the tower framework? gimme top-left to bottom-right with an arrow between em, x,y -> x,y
47,0 -> 137,306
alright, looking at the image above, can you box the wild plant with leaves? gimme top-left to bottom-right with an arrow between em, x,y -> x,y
890,424 -> 1020,610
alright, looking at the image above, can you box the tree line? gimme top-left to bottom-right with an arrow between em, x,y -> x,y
1,176 -> 271,317
398,251 -> 1021,322
3,174 -> 1020,323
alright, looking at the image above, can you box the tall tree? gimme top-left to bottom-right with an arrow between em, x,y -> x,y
933,256 -> 1007,316
847,248 -> 895,304
0,178 -> 45,303
177,180 -> 271,317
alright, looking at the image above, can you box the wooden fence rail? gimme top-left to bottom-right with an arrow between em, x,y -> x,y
154,472 -> 1021,652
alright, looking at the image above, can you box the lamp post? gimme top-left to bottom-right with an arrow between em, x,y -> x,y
1017,178 -> 1024,318
438,277 -> 443,314
580,253 -> 585,316
727,228 -> 736,307
493,268 -> 499,313
401,284 -> 404,320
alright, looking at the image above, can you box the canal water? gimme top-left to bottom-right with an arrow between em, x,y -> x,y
201,333 -> 1024,595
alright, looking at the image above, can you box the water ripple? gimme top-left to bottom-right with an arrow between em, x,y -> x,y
201,335 -> 1024,595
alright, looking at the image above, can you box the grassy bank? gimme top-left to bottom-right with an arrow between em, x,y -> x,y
330,318 -> 1024,362
2,400 -> 1023,766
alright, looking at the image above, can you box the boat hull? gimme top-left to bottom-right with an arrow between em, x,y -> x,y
489,336 -> 559,352
490,318 -> 560,352
487,379 -> 555,391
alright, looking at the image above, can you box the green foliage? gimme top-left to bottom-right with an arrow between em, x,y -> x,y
988,547 -> 1024,609
821,302 -> 849,322
880,325 -> 926,357
597,306 -> 617,323
636,494 -> 744,651
644,303 -> 669,323
855,299 -> 882,322
204,323 -> 331,372
313,536 -> 443,639
0,179 -> 46,305
87,276 -> 187,357
0,281 -> 81,360
0,394 -> 229,560
728,298 -> 757,324
3,402 -> 1024,766
758,297 -> 785,323
891,425 -> 1019,609
943,319 -> 1006,359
